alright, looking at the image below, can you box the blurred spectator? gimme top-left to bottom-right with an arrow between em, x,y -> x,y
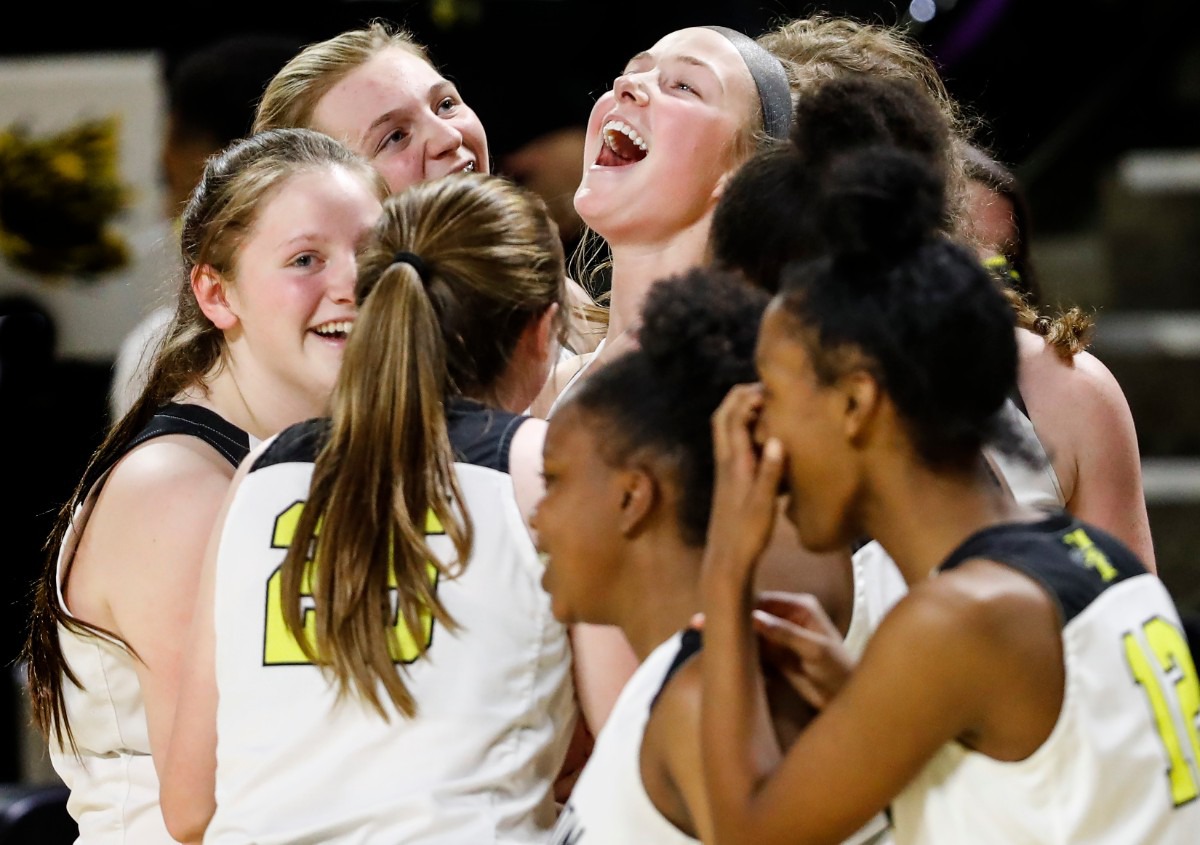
961,138 -> 1042,305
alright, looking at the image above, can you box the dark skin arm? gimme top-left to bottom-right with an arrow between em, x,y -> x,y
641,652 -> 816,843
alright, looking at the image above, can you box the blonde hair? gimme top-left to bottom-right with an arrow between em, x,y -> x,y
253,20 -> 430,135
1003,287 -> 1095,357
280,173 -> 566,717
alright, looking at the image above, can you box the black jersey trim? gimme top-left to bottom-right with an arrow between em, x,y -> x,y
938,512 -> 1147,626
650,628 -> 704,713
446,397 -> 528,474
252,417 -> 330,471
250,400 -> 528,476
140,403 -> 251,467
82,402 -> 250,493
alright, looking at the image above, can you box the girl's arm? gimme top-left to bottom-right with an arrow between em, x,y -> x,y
158,448 -> 261,842
697,386 -> 1043,845
89,437 -> 233,789
1017,330 -> 1156,570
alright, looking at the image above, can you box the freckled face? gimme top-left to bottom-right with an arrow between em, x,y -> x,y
755,303 -> 861,552
532,407 -> 627,626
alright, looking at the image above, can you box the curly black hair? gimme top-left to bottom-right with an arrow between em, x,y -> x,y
562,269 -> 770,546
778,144 -> 1026,469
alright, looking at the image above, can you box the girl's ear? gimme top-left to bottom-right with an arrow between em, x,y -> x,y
532,302 -> 561,362
712,168 -> 733,202
842,370 -> 882,444
192,264 -> 237,330
513,302 -> 562,367
617,467 -> 658,537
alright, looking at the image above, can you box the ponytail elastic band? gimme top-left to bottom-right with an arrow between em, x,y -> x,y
392,251 -> 430,282
704,25 -> 792,141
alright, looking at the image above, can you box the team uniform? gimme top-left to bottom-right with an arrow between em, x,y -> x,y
552,630 -> 702,845
556,627 -> 890,845
203,400 -> 575,844
51,403 -> 252,844
892,512 -> 1200,844
982,393 -> 1064,512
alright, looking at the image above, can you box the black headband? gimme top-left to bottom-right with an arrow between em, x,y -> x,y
704,25 -> 792,141
392,250 -> 430,282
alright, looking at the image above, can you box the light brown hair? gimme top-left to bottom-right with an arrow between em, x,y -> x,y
253,20 -> 430,135
280,172 -> 566,717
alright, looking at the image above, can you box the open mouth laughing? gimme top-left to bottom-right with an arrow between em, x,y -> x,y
596,119 -> 648,167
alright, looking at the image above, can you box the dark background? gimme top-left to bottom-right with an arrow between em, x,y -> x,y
3,0 -> 1198,234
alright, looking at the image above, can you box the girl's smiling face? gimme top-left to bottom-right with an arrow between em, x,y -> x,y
532,406 -> 630,627
574,27 -> 758,245
219,164 -> 383,412
312,47 -> 489,193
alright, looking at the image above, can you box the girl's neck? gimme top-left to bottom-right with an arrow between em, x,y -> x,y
864,455 -> 1032,585
604,221 -> 713,341
614,538 -> 704,662
184,360 -> 324,442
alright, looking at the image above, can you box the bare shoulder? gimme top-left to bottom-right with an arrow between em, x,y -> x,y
509,414 -> 548,460
853,559 -> 1060,723
1016,327 -> 1129,413
99,434 -> 238,521
70,435 -> 247,634
641,645 -> 706,839
863,561 -> 1050,675
529,351 -> 594,419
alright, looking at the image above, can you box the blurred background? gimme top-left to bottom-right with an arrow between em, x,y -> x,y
1,0 -> 1198,787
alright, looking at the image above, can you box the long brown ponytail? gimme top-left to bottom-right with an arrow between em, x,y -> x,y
279,172 -> 566,717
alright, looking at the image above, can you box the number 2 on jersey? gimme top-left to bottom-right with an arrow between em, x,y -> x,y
262,501 -> 442,665
1124,616 -> 1200,806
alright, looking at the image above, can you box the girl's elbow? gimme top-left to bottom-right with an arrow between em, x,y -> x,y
160,790 -> 213,843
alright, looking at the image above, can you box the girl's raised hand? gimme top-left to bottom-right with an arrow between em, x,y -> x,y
705,383 -> 785,578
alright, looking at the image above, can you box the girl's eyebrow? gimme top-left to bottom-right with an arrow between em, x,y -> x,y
623,51 -> 653,71
622,51 -> 724,92
364,80 -> 459,137
672,55 -> 724,91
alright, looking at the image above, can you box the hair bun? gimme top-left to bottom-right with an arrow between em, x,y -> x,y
818,145 -> 945,264
638,269 -> 769,407
790,75 -> 949,173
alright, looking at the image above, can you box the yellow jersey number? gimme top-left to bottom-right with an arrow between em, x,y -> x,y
263,501 -> 443,665
1124,616 -> 1200,806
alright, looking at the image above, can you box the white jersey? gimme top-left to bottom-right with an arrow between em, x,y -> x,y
54,538 -> 172,844
555,629 -> 890,845
552,631 -> 700,845
982,395 -> 1064,512
50,405 -> 252,844
205,418 -> 575,844
892,513 -> 1200,844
